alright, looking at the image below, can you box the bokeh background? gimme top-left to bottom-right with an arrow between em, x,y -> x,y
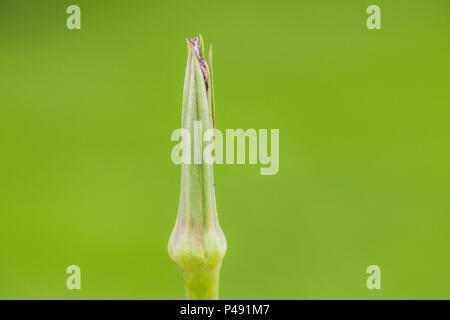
0,0 -> 449,299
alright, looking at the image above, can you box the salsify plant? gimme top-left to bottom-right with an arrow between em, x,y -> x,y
168,35 -> 227,300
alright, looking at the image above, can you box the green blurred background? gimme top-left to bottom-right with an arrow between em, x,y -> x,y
0,0 -> 449,299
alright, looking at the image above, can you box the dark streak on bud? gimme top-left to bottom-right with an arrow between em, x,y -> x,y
190,37 -> 209,90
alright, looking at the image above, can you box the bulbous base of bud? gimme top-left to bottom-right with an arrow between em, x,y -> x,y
168,226 -> 227,300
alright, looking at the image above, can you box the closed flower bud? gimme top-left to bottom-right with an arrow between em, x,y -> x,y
168,35 -> 227,300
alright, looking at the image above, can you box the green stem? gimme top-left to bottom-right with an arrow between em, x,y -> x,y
181,267 -> 220,300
